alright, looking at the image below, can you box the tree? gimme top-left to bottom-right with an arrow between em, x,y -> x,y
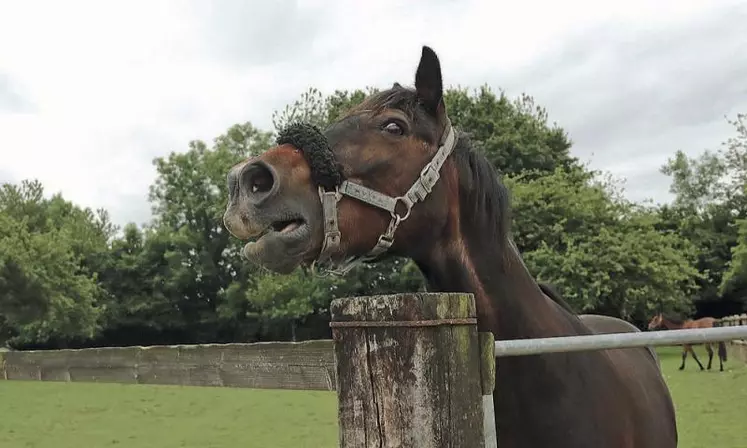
244,268 -> 341,341
271,87 -> 374,131
660,114 -> 747,313
507,168 -> 701,321
0,180 -> 112,347
94,122 -> 274,345
717,114 -> 747,302
444,86 -> 580,177
660,150 -> 727,212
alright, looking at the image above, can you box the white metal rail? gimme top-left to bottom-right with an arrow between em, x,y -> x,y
494,325 -> 747,357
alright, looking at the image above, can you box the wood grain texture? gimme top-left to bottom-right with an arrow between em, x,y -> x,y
331,292 -> 485,448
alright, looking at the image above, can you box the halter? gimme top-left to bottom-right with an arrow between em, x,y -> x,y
311,118 -> 458,276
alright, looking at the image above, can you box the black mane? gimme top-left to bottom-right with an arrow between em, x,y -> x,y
452,125 -> 578,316
453,131 -> 512,265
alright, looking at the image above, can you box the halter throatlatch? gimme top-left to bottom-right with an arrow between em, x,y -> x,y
275,118 -> 458,277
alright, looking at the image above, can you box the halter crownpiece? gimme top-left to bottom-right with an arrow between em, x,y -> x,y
276,118 -> 458,277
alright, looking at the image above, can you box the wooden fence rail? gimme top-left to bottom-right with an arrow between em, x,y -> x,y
718,313 -> 747,363
0,339 -> 336,390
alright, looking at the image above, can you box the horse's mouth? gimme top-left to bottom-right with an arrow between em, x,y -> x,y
245,216 -> 308,246
266,218 -> 306,236
240,215 -> 314,272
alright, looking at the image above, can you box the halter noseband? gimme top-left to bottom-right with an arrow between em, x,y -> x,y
312,118 -> 458,276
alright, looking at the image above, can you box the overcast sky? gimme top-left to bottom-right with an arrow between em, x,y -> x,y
1,0 -> 746,227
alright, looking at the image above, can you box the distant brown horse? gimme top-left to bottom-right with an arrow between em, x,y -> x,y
648,312 -> 728,372
223,46 -> 677,447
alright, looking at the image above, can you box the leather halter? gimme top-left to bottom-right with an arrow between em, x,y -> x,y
311,118 -> 458,276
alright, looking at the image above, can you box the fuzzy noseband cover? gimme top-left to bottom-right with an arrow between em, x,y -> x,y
276,122 -> 345,191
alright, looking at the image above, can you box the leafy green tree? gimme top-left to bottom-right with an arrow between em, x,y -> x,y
660,114 -> 747,312
271,87 -> 373,131
149,122 -> 272,339
93,122 -> 274,345
508,168 -> 701,321
245,268 -> 341,341
660,150 -> 727,212
445,86 -> 580,177
95,224 -> 192,344
0,180 -> 111,347
716,114 -> 747,300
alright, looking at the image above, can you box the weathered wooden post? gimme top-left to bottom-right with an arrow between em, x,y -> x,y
330,292 -> 490,447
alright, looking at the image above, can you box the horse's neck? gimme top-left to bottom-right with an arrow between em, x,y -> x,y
417,238 -> 589,339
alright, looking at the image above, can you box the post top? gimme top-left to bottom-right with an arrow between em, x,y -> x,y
330,292 -> 476,324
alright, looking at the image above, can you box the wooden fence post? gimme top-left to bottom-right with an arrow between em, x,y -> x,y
330,292 -> 487,448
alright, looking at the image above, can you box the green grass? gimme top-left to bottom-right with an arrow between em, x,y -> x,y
656,346 -> 747,448
0,346 -> 744,447
0,381 -> 338,448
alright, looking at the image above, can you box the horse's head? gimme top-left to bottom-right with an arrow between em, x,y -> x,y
223,46 -> 458,274
647,313 -> 663,330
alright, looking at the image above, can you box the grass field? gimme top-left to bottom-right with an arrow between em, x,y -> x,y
0,346 -> 745,447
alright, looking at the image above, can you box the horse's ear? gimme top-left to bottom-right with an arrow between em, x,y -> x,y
414,45 -> 444,116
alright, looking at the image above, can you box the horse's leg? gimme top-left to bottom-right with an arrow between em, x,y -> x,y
679,345 -> 687,370
705,343 -> 714,370
689,345 -> 705,371
718,341 -> 727,372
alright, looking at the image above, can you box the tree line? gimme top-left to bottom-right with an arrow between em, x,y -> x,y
1,85 -> 746,349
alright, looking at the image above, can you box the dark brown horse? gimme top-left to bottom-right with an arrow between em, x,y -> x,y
223,46 -> 677,447
648,312 -> 728,371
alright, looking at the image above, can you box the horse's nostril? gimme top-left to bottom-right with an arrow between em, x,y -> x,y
241,161 -> 275,196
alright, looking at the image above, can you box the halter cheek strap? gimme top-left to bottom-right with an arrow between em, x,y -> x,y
313,118 -> 458,276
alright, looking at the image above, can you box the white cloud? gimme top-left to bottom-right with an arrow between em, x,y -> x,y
1,0 -> 745,226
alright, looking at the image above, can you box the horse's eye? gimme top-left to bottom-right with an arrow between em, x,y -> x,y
383,121 -> 404,135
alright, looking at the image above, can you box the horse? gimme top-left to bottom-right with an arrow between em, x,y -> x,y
648,312 -> 728,372
223,46 -> 677,448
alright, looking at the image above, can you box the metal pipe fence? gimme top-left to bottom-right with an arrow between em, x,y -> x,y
494,325 -> 747,357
